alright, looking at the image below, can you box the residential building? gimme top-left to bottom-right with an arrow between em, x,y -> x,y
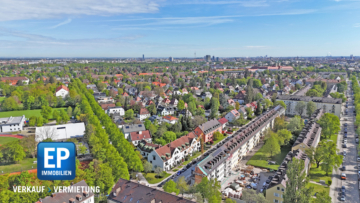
218,117 -> 228,128
265,149 -> 310,203
147,132 -> 200,171
0,115 -> 25,132
194,119 -> 222,143
55,85 -> 69,98
201,92 -> 212,100
225,109 -> 240,122
35,123 -> 86,142
97,96 -> 115,104
291,108 -> 323,151
36,180 -> 94,203
128,130 -> 152,146
1,76 -> 29,85
100,103 -> 116,111
138,108 -> 150,121
162,115 -> 178,124
106,106 -> 124,116
122,124 -> 146,139
137,140 -> 161,159
108,178 -> 195,203
238,107 -> 248,119
194,105 -> 285,184
277,95 -> 342,117
305,78 -> 341,87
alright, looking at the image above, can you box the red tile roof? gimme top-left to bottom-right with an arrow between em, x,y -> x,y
101,103 -> 115,110
130,130 -> 151,141
155,132 -> 197,159
55,85 -> 69,92
163,115 -> 178,121
218,117 -> 228,124
139,108 -> 150,115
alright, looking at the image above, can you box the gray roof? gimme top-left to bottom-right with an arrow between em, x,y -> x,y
197,106 -> 284,175
198,119 -> 221,134
0,115 -> 25,125
122,124 -> 146,133
38,180 -> 94,203
277,95 -> 342,104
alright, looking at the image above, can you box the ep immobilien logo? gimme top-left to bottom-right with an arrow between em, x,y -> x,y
37,142 -> 76,180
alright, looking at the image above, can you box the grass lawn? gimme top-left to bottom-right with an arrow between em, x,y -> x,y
309,164 -> 332,185
307,183 -> 330,200
0,158 -> 37,174
247,144 -> 292,170
173,169 -> 179,172
144,172 -> 171,184
0,137 -> 19,145
183,151 -> 202,165
212,135 -> 227,145
0,108 -> 66,119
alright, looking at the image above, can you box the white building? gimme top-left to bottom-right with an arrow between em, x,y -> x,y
147,132 -> 200,171
35,123 -> 86,142
128,130 -> 152,146
277,95 -> 342,118
225,109 -> 241,122
0,115 -> 25,132
162,115 -> 179,125
138,108 -> 151,121
55,85 -> 69,98
107,106 -> 125,116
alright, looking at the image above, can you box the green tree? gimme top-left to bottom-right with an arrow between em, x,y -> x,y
67,106 -> 73,117
60,109 -> 70,124
1,97 -> 18,111
28,116 -> 37,126
235,102 -> 240,110
313,190 -> 331,203
144,119 -> 151,130
163,131 -> 177,143
213,131 -> 223,141
317,113 -> 340,139
262,136 -> 280,157
163,180 -> 179,195
78,143 -> 88,155
177,100 -> 185,111
245,107 -> 253,119
274,116 -> 287,132
210,98 -> 220,118
284,158 -> 313,203
274,100 -> 286,109
196,177 -> 222,202
143,161 -> 153,177
52,110 -> 60,120
36,116 -> 44,127
255,102 -> 262,116
295,101 -> 306,116
287,115 -> 304,135
241,189 -> 269,203
305,144 -> 325,168
176,176 -> 189,197
6,141 -> 26,163
321,141 -> 343,175
125,109 -> 134,119
277,129 -> 292,145
40,106 -> 52,120
306,101 -> 317,117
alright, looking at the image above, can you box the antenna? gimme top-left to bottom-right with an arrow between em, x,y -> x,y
194,52 -> 196,58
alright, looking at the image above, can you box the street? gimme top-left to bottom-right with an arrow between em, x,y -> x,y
330,80 -> 359,203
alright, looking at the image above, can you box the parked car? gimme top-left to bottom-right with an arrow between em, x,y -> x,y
344,123 -> 348,127
341,173 -> 347,180
357,156 -> 360,162
343,144 -> 347,148
341,186 -> 346,193
357,139 -> 359,144
341,165 -> 346,171
341,195 -> 346,201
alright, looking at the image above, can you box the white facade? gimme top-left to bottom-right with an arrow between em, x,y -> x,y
35,123 -> 86,142
138,113 -> 150,121
107,107 -> 125,116
281,99 -> 341,118
55,88 -> 69,98
0,115 -> 25,133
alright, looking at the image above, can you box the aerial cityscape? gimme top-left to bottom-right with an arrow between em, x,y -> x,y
0,0 -> 360,203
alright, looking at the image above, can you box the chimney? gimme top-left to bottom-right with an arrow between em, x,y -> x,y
139,131 -> 142,134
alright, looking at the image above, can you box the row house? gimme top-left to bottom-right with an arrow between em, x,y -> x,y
137,140 -> 161,159
194,105 -> 285,183
147,132 -> 200,171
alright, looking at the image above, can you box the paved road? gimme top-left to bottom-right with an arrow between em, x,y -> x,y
330,80 -> 359,203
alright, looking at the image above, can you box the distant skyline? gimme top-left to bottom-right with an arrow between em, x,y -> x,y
0,0 -> 360,57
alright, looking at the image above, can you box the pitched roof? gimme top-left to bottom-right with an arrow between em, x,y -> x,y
163,115 -> 178,121
108,178 -> 195,203
139,108 -> 150,115
155,132 -> 197,159
197,119 -> 222,134
100,103 -> 116,110
130,130 -> 151,141
218,117 -> 228,124
56,85 -> 69,92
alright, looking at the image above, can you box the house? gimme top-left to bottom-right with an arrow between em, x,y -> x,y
122,124 -> 146,139
55,85 -> 69,98
1,76 -> 29,85
233,90 -> 246,104
128,130 -> 152,146
169,98 -> 179,107
138,108 -> 150,121
35,123 -> 86,142
36,180 -> 94,203
139,91 -> 156,99
201,92 -> 212,100
227,99 -> 236,107
218,117 -> 228,128
182,88 -> 189,94
162,115 -> 178,124
97,96 -> 114,104
147,132 -> 200,171
108,178 -> 195,203
93,92 -> 106,99
179,109 -> 193,118
238,107 -> 248,119
101,103 -> 116,111
204,109 -> 211,118
0,115 -> 25,132
107,106 -> 124,116
194,119 -> 222,143
137,140 -> 161,159
225,109 -> 240,122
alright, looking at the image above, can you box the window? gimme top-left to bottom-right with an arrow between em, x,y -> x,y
277,187 -> 280,191
274,200 -> 279,203
281,188 -> 284,192
153,156 -> 156,160
274,193 -> 279,197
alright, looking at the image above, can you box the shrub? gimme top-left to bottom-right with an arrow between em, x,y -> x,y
327,180 -> 332,185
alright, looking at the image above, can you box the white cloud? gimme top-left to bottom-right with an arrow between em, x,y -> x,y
50,18 -> 72,29
0,0 -> 162,21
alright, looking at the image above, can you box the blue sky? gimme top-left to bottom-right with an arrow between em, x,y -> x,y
0,0 -> 360,57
